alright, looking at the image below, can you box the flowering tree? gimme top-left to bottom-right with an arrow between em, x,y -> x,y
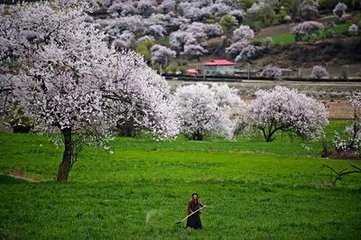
333,93 -> 361,154
107,1 -> 137,17
178,2 -> 210,21
157,0 -> 176,14
166,15 -> 190,32
215,0 -> 238,7
260,65 -> 282,79
212,83 -> 248,136
247,1 -> 267,14
145,24 -> 167,38
246,0 -> 276,25
182,44 -> 208,61
136,0 -> 156,17
184,22 -> 222,39
226,25 -> 262,62
113,31 -> 135,50
291,21 -> 324,41
333,2 -> 347,19
0,1 -> 178,181
298,0 -> 319,20
174,83 -> 245,140
225,40 -> 249,58
202,23 -> 224,38
150,44 -> 176,66
209,3 -> 231,16
233,25 -> 255,41
169,22 -> 220,58
100,15 -> 145,38
229,9 -> 245,22
348,24 -> 359,36
311,66 -> 329,79
248,86 -> 328,142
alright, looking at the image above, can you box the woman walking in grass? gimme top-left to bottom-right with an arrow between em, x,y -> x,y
186,192 -> 204,229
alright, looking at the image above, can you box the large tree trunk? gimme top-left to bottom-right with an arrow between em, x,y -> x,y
261,128 -> 274,142
191,130 -> 204,141
57,127 -> 72,182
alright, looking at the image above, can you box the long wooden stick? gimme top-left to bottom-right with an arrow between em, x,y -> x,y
176,206 -> 206,224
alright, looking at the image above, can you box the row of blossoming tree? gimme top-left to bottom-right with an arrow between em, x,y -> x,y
175,84 -> 328,142
82,0 -> 359,68
0,1 -> 351,182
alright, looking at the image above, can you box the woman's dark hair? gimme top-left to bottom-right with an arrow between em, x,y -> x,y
192,192 -> 199,198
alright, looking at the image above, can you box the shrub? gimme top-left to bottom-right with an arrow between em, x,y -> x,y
333,2 -> 348,18
260,65 -> 282,79
311,66 -> 329,79
348,24 -> 359,36
291,21 -> 324,41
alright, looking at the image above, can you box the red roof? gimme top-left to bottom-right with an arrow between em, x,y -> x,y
203,59 -> 235,66
187,68 -> 198,73
186,68 -> 199,75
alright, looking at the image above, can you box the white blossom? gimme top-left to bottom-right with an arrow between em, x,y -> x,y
333,2 -> 347,18
174,83 -> 245,140
260,65 -> 282,79
248,86 -> 328,142
0,1 -> 179,180
311,66 -> 329,79
150,44 -> 176,65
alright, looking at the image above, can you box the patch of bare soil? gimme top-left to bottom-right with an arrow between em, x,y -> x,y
324,151 -> 361,160
257,23 -> 291,37
4,168 -> 43,182
321,99 -> 354,119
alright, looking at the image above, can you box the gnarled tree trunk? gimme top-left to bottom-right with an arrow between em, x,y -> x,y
57,127 -> 72,182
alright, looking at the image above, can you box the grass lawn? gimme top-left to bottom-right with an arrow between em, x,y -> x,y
269,33 -> 295,44
0,121 -> 360,239
255,34 -> 295,45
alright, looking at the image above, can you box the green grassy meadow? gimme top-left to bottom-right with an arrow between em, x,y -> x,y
1,121 -> 361,239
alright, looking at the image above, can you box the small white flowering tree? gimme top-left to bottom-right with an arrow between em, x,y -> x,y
233,25 -> 255,41
291,21 -> 324,41
169,22 -> 222,59
260,65 -> 282,79
348,24 -> 359,36
182,44 -> 208,61
311,66 -> 329,79
333,93 -> 361,154
1,2 -> 179,181
157,0 -> 176,14
333,2 -> 348,19
298,0 -> 319,20
174,83 -> 246,140
145,24 -> 167,38
248,86 -> 328,142
226,25 -> 263,62
150,44 -> 176,67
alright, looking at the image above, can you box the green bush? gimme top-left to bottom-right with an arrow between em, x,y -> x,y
135,39 -> 154,62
